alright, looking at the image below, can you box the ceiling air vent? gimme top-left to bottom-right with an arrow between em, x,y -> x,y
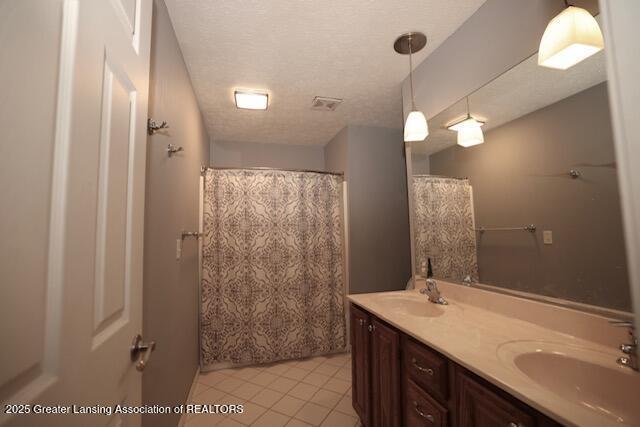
311,96 -> 343,111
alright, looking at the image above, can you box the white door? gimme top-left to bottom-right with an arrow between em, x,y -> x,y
0,0 -> 152,426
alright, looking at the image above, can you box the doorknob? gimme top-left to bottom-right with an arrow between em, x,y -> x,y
131,334 -> 156,372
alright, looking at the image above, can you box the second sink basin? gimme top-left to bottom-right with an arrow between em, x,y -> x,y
498,340 -> 640,426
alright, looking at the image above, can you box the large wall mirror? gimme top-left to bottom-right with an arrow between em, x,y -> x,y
406,40 -> 631,313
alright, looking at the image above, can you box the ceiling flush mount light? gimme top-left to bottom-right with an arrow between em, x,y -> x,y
447,97 -> 485,148
234,90 -> 269,110
538,1 -> 604,70
394,32 -> 428,142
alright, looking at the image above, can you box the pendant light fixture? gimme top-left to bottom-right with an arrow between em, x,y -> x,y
395,32 -> 428,142
538,1 -> 604,70
447,97 -> 485,148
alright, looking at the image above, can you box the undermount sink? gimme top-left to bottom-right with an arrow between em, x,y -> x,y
377,294 -> 457,318
498,340 -> 640,426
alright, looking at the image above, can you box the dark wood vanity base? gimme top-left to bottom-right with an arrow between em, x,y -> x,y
350,303 -> 562,427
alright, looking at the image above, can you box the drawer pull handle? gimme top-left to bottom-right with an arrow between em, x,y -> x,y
359,319 -> 364,326
368,324 -> 375,332
413,401 -> 434,423
507,423 -> 523,427
411,358 -> 434,376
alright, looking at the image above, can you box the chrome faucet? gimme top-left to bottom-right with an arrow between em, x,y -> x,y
419,257 -> 448,305
420,279 -> 448,305
610,320 -> 637,371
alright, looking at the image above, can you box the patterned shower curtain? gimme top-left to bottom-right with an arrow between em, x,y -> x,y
413,176 -> 479,282
201,168 -> 346,368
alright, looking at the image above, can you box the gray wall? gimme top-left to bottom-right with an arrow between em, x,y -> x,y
411,153 -> 430,175
142,2 -> 210,426
211,139 -> 325,171
324,127 -> 348,176
326,126 -> 412,294
430,83 -> 631,311
402,0 -> 599,121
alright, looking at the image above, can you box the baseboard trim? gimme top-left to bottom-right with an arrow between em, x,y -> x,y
178,367 -> 200,427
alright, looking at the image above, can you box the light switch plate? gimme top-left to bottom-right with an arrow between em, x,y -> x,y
176,238 -> 182,260
543,230 -> 553,245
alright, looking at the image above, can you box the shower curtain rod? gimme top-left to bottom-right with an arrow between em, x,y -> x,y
413,174 -> 468,180
204,166 -> 344,177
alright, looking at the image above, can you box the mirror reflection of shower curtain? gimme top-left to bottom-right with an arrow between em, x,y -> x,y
413,176 -> 479,282
201,168 -> 346,368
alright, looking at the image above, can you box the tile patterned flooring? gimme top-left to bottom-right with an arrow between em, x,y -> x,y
186,352 -> 359,427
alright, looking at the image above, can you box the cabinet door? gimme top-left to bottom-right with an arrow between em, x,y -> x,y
459,372 -> 535,427
351,304 -> 372,426
371,318 -> 402,427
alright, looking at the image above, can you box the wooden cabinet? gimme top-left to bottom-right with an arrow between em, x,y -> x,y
351,304 -> 371,426
458,372 -> 535,427
351,305 -> 402,427
371,318 -> 402,427
350,303 -> 561,427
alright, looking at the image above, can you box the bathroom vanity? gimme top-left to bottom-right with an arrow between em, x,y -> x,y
350,303 -> 558,427
348,281 -> 639,427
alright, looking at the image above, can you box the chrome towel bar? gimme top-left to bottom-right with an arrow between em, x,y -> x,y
476,224 -> 536,233
181,231 -> 201,240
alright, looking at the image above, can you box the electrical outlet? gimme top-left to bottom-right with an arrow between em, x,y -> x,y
543,230 -> 553,245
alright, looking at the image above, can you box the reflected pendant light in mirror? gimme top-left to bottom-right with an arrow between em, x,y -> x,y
395,32 -> 429,142
447,97 -> 485,148
457,126 -> 484,148
538,1 -> 604,70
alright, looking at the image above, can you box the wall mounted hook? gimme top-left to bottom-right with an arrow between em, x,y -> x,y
167,144 -> 184,157
148,118 -> 169,135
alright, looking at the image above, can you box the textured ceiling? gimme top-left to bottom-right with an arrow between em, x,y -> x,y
164,0 -> 486,145
411,45 -> 607,156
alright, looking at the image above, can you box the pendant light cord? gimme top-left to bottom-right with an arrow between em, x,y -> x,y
466,96 -> 471,119
408,36 -> 416,110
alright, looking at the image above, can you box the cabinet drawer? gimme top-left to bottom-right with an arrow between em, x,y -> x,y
403,337 -> 449,401
405,379 -> 448,427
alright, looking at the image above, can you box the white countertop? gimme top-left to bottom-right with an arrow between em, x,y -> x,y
347,281 -> 638,427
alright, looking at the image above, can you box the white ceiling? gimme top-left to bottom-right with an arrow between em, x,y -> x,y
411,45 -> 607,156
164,0 -> 486,145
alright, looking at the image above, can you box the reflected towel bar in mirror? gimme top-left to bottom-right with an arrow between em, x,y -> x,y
476,224 -> 536,233
181,231 -> 201,240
